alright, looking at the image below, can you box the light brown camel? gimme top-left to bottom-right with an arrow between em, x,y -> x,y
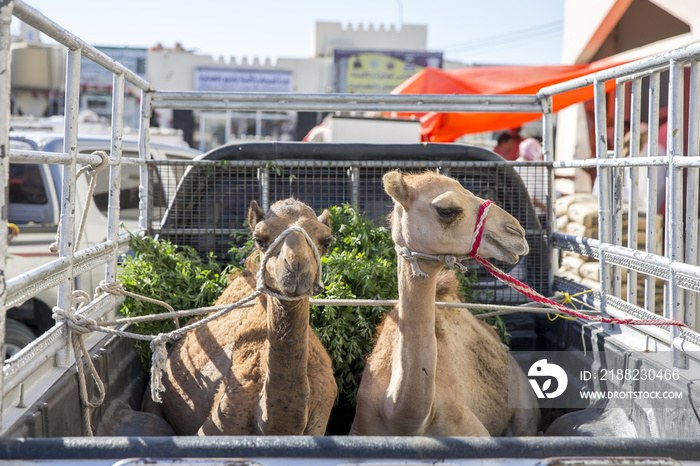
143,198 -> 337,435
350,170 -> 541,437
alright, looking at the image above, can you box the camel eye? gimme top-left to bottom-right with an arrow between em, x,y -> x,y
434,206 -> 461,219
320,237 -> 333,252
253,236 -> 267,250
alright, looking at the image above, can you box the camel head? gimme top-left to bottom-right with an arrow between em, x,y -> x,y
383,170 -> 528,265
248,198 -> 333,299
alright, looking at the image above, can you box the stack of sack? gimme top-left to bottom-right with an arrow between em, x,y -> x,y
556,193 -> 664,310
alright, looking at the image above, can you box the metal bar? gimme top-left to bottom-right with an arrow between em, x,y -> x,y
685,60 -> 700,330
667,59 -> 687,368
198,112 -> 206,152
0,0 -> 15,428
594,79 -> 612,321
55,48 -> 81,367
225,110 -> 232,145
139,91 -> 153,233
350,167 -> 360,206
12,1 -> 150,91
155,228 -> 246,236
258,167 -> 270,211
104,73 -> 125,321
539,42 -> 700,96
541,96 -> 555,297
552,156 -> 670,168
152,91 -> 541,105
2,294 -> 125,400
9,149 -> 107,166
673,156 -> 700,167
5,235 -> 132,307
152,100 -> 545,113
646,71 -> 661,315
147,158 -> 553,169
615,63 -> 672,84
627,77 -> 642,306
611,82 -> 625,299
555,233 -> 700,300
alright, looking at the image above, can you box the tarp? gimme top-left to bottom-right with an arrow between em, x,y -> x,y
391,57 -> 627,142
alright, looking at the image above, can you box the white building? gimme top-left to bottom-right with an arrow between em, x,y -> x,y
147,21 -> 439,150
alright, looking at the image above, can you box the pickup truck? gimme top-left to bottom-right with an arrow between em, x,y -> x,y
5,133 -> 200,357
1,1 -> 700,464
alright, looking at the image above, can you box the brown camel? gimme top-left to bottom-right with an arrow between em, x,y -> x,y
143,198 -> 337,435
350,170 -> 541,436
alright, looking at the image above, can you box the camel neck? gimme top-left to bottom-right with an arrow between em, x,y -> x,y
396,256 -> 442,324
265,296 -> 310,354
384,252 -> 443,434
256,295 -> 311,434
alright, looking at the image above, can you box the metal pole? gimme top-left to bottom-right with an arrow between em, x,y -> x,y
646,72 -> 661,315
594,79 -> 612,321
198,112 -> 206,152
611,82 -> 625,299
225,110 -> 231,145
139,91 -> 152,233
56,48 -> 81,367
627,77 -> 642,305
105,73 -> 124,320
255,110 -> 262,139
0,0 -> 15,427
541,95 -> 555,297
685,60 -> 700,330
667,59 -> 687,368
258,167 -> 270,212
350,167 -> 360,207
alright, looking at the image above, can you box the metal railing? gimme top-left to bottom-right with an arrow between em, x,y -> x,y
2,0 -> 700,435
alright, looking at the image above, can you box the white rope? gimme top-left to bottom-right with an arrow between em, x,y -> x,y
91,297 -> 597,331
50,151 -> 110,254
394,245 -> 472,279
52,291 -> 106,436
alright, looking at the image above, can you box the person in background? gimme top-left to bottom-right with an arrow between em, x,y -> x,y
515,137 -> 548,228
507,127 -> 524,160
493,132 -> 517,160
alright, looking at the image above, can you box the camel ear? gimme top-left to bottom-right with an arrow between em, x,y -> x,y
383,170 -> 411,208
248,200 -> 265,230
317,209 -> 330,227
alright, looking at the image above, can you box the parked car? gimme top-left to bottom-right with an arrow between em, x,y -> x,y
5,133 -> 201,357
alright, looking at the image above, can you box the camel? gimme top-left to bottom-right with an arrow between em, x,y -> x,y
143,198 -> 337,435
350,170 -> 541,437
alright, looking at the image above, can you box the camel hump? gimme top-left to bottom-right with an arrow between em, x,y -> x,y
435,270 -> 463,302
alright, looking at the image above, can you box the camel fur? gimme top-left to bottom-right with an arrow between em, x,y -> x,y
143,198 -> 337,435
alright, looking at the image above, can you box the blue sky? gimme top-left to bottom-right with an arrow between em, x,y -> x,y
13,0 -> 565,66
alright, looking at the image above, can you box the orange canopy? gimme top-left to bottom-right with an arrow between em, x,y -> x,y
391,57 -> 626,142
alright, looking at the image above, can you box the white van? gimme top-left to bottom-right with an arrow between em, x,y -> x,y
6,133 -> 200,356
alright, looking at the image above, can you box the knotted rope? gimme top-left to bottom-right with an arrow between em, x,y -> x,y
52,291 -> 106,436
50,151 -> 110,254
396,199 -> 688,329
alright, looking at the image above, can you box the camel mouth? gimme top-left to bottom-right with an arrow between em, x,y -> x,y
278,270 -> 316,298
483,231 -> 529,264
